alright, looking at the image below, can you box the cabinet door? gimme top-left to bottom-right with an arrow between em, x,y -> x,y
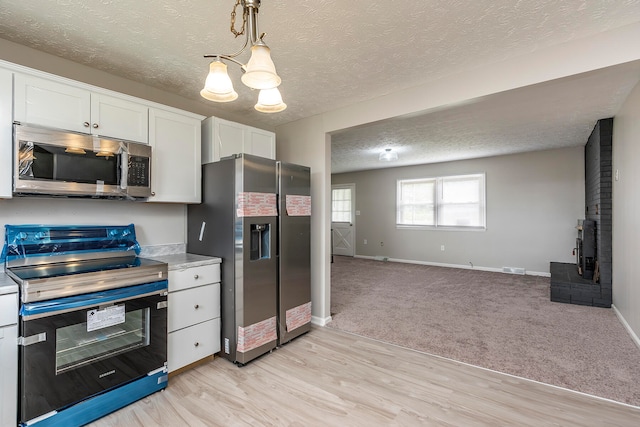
247,126 -> 276,159
168,318 -> 220,372
0,68 -> 12,198
168,264 -> 220,292
14,73 -> 91,133
168,283 -> 220,332
91,93 -> 148,143
148,108 -> 201,203
215,117 -> 245,160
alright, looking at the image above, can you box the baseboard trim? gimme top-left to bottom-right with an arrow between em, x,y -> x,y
353,255 -> 550,277
312,315 -> 332,327
612,304 -> 640,350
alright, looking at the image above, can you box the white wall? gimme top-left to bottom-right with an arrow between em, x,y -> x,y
0,198 -> 187,251
276,23 -> 640,323
332,147 -> 584,274
612,80 -> 640,341
275,115 -> 332,325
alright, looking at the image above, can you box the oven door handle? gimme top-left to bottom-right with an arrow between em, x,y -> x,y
20,280 -> 168,321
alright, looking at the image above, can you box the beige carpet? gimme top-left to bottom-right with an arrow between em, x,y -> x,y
328,256 -> 640,406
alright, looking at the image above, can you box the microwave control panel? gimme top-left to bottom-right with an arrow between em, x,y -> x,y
128,156 -> 150,187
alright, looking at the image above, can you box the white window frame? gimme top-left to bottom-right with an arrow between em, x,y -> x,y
397,173 -> 486,231
331,186 -> 353,223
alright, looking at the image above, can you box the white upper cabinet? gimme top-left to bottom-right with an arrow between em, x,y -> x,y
201,116 -> 275,163
90,93 -> 149,143
147,108 -> 202,203
215,117 -> 245,161
14,74 -> 148,143
247,126 -> 276,160
0,68 -> 12,199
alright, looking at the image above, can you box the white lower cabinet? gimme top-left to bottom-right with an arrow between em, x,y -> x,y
168,283 -> 220,333
168,318 -> 221,372
0,292 -> 18,427
167,263 -> 221,372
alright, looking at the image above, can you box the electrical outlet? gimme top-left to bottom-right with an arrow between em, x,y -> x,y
364,239 -> 367,244
441,245 -> 445,251
380,241 -> 384,247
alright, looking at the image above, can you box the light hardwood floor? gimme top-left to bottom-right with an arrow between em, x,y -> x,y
90,327 -> 640,426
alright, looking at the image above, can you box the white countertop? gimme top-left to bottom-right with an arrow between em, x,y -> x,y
0,253 -> 221,295
0,273 -> 18,295
148,253 -> 221,271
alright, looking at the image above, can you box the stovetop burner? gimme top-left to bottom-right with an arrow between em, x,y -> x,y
8,256 -> 165,282
3,224 -> 167,303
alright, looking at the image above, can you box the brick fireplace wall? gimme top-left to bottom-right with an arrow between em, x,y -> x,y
585,118 -> 613,304
550,118 -> 612,307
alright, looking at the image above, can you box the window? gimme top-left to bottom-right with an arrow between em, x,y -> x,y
332,187 -> 352,223
397,173 -> 485,229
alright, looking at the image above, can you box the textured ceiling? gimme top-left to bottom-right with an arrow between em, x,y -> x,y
332,62 -> 640,173
0,0 -> 639,172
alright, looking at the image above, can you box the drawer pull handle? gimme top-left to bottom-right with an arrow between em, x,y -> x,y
194,342 -> 200,347
194,274 -> 199,279
194,304 -> 200,309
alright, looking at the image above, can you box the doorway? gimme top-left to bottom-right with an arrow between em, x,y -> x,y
331,183 -> 355,257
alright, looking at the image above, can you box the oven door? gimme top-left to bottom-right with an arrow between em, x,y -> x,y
18,281 -> 168,424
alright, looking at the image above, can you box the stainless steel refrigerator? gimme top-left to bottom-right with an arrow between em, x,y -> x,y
187,154 -> 311,365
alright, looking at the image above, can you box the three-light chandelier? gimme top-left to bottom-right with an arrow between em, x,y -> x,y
200,0 -> 286,113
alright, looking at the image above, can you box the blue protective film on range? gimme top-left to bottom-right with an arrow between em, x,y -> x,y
20,280 -> 168,317
2,224 -> 141,264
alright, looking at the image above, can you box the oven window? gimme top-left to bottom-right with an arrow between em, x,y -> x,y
55,306 -> 150,375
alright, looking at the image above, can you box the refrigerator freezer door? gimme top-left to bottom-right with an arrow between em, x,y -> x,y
277,162 -> 312,345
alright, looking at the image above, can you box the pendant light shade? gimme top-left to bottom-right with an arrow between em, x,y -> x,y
200,61 -> 238,102
241,44 -> 281,90
255,87 -> 287,113
202,1 -> 285,112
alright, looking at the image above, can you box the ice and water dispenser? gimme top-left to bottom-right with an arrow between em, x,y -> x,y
250,223 -> 270,260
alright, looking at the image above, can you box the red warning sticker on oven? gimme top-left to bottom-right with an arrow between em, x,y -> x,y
87,304 -> 126,332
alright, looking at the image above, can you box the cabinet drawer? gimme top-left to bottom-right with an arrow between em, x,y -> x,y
168,263 -> 220,292
0,293 -> 18,327
168,318 -> 220,372
168,283 -> 220,332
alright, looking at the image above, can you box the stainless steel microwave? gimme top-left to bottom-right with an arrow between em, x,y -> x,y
13,124 -> 152,199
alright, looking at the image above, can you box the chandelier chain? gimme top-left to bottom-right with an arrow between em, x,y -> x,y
230,0 -> 247,38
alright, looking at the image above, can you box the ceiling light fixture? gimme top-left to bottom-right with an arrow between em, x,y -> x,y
379,148 -> 398,161
201,0 -> 286,113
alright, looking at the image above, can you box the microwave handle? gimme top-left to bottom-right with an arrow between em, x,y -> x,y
120,149 -> 129,189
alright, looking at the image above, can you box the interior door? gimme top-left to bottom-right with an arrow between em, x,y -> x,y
331,184 -> 355,257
